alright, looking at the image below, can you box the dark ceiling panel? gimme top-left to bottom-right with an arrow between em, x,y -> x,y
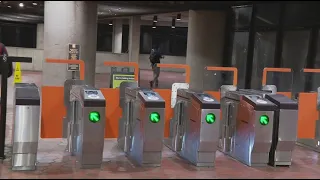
0,1 -> 253,24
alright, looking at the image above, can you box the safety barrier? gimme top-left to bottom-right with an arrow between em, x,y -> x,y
100,61 -> 139,138
203,66 -> 238,100
262,67 -> 292,98
297,68 -> 320,142
41,59 -> 85,138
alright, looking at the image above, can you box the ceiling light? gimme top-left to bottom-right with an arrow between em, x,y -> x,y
109,20 -> 113,26
19,2 -> 24,7
153,15 -> 158,23
177,13 -> 181,21
7,5 -> 11,8
32,2 -> 38,6
152,22 -> 156,29
172,18 -> 176,29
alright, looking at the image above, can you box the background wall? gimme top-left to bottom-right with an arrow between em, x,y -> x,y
7,47 -> 186,73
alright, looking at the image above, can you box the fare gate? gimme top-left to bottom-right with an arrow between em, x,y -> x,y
220,89 -> 298,167
220,90 -> 276,167
69,85 -> 106,169
118,87 -> 165,167
164,88 -> 220,167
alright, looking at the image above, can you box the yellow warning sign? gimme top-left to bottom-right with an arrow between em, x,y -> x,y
13,62 -> 22,84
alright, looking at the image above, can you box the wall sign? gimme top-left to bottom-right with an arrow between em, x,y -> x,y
67,43 -> 80,71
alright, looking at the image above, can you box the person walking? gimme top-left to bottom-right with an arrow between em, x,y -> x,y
149,46 -> 163,88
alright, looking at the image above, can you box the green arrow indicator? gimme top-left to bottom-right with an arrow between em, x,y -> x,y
89,111 -> 100,123
149,112 -> 160,123
259,115 -> 269,126
205,113 -> 216,124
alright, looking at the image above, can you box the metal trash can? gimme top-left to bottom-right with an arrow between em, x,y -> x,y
12,83 -> 41,171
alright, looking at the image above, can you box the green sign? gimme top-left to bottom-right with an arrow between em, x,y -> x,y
149,112 -> 160,123
89,111 -> 100,123
112,74 -> 135,89
259,115 -> 269,125
205,113 -> 216,124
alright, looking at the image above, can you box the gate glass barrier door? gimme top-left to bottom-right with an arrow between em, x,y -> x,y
164,89 -> 220,167
63,79 -> 84,155
12,83 -> 41,171
118,87 -> 165,167
117,82 -> 138,152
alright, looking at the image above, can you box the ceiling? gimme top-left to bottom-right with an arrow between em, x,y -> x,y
0,1 -> 253,24
141,11 -> 189,23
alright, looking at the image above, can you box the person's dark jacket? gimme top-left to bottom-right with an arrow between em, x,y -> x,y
149,49 -> 163,65
0,43 -> 12,78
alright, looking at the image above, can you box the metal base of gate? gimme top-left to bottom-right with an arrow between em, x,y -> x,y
296,139 -> 320,153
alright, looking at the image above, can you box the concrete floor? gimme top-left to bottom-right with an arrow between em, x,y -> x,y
1,70 -> 320,179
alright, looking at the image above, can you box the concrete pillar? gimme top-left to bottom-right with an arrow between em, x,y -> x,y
186,10 -> 226,91
128,16 -> 141,62
112,19 -> 123,54
43,1 -> 98,86
36,23 -> 44,49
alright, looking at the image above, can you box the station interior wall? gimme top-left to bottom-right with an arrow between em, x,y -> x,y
8,20 -> 188,73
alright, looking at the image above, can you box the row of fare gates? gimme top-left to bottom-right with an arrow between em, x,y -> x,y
11,59 -> 320,170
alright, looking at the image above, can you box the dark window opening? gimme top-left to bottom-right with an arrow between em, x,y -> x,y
0,21 -> 36,48
96,23 -> 113,52
122,24 -> 129,53
140,25 -> 188,56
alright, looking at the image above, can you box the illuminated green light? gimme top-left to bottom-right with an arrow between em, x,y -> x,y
89,111 -> 100,123
205,113 -> 216,124
149,112 -> 160,123
259,115 -> 269,126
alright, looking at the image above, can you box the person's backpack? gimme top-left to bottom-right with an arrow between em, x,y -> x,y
149,49 -> 161,64
0,43 -> 13,78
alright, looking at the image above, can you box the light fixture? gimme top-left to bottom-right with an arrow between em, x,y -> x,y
152,22 -> 156,29
109,20 -> 113,26
177,13 -> 181,21
171,18 -> 176,29
32,2 -> 38,6
153,15 -> 158,23
7,5 -> 11,8
19,2 -> 24,7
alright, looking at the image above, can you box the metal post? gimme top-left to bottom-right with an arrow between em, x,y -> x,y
0,54 -> 8,159
304,28 -> 319,92
244,4 -> 257,89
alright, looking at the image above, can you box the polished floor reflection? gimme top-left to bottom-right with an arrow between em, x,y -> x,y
1,71 -> 320,179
